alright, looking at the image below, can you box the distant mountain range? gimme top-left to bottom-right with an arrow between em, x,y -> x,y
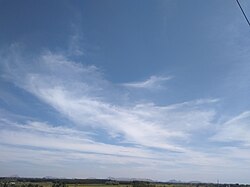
43,176 -> 57,179
4,175 -> 201,184
167,179 -> 183,183
106,177 -> 200,183
107,177 -> 153,182
7,175 -> 20,178
167,179 -> 201,184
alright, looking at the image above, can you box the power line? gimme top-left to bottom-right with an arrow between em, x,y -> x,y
236,0 -> 250,27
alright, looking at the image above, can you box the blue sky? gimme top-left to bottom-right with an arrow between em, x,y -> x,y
1,0 -> 250,183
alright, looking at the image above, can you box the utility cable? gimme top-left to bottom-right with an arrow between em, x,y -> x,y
236,0 -> 250,27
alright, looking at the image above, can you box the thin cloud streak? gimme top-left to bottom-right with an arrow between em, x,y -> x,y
122,75 -> 172,90
211,111 -> 250,145
0,118 -> 157,160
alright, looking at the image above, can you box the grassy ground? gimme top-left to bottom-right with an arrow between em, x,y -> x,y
67,185 -> 132,187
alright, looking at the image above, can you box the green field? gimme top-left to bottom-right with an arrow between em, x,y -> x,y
67,185 -> 132,187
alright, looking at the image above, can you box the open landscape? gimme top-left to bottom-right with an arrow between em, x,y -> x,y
1,0 -> 250,185
1,178 -> 250,187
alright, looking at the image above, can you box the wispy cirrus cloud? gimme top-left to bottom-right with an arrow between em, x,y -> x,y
122,75 -> 172,90
1,116 -> 246,175
0,118 -> 156,160
211,111 -> 250,145
1,47 -> 216,152
1,45 -> 250,181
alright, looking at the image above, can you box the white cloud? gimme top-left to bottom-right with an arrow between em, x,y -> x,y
2,51 -> 218,152
68,23 -> 86,56
122,75 -> 172,90
2,46 -> 250,181
211,111 -> 250,146
0,118 -> 159,161
0,117 -> 241,173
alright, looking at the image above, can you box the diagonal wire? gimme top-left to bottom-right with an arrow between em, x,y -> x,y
236,0 -> 250,27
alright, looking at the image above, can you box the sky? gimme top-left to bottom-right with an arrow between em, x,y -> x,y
1,0 -> 250,184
